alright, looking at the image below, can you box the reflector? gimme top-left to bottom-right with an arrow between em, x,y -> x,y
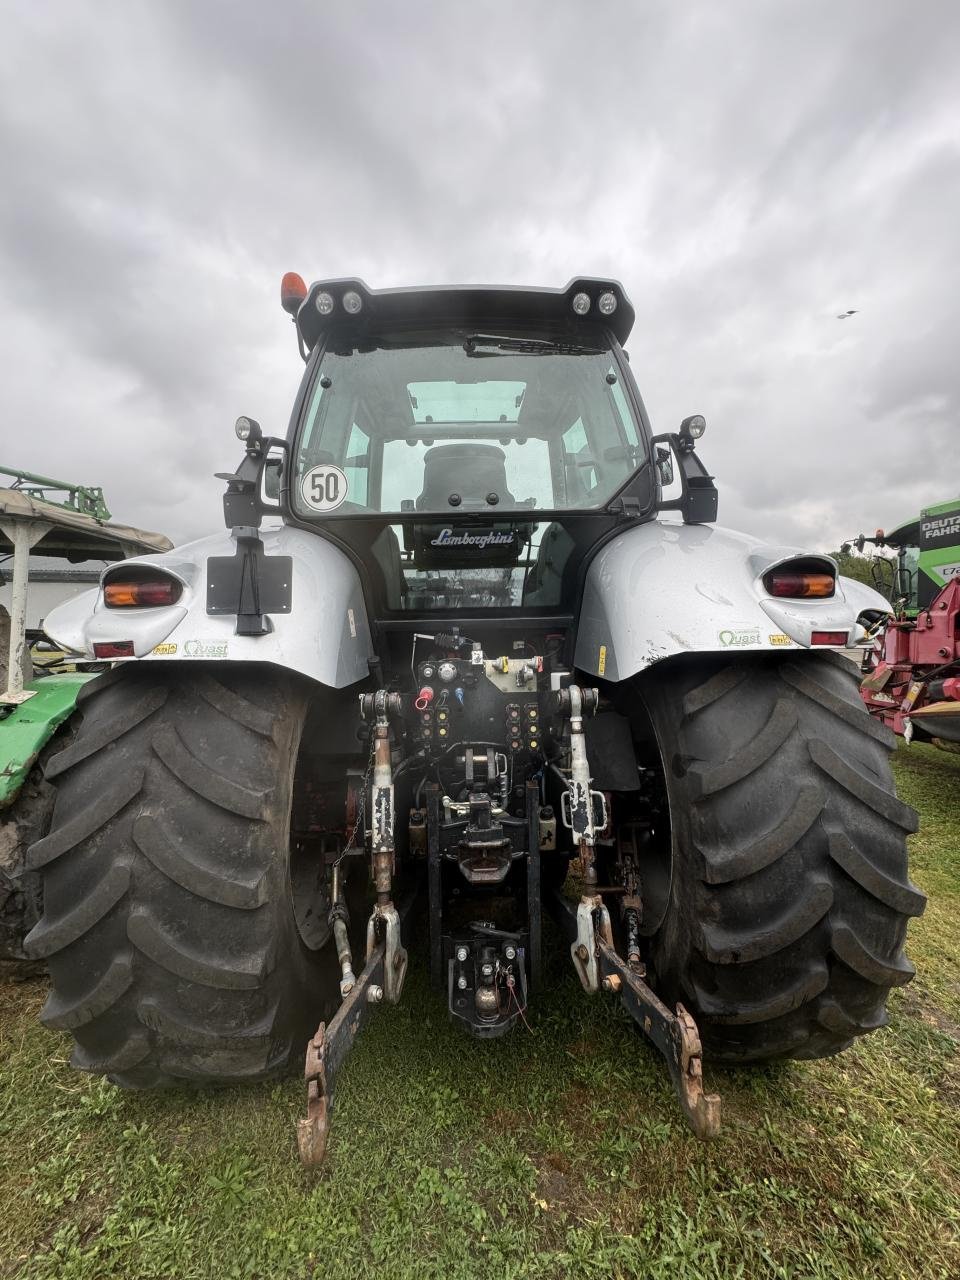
93,641 -> 135,658
811,631 -> 849,646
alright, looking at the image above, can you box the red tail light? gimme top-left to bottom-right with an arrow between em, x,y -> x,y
93,641 -> 135,658
763,567 -> 835,598
104,572 -> 182,608
811,631 -> 848,646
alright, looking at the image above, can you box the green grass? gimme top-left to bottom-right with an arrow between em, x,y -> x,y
2,744 -> 959,1279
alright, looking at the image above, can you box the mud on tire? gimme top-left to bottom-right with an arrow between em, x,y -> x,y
25,664 -> 340,1085
0,755 -> 62,978
635,652 -> 925,1063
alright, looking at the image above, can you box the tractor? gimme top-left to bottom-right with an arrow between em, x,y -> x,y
845,499 -> 960,744
27,278 -> 925,1163
1,467 -> 170,973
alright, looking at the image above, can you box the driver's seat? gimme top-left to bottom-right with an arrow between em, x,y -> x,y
415,444 -> 515,510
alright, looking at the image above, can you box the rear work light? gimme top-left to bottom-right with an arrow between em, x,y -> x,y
93,640 -> 135,658
763,566 -> 835,598
811,631 -> 849,646
104,573 -> 183,608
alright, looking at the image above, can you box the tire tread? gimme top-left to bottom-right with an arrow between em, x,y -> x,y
637,652 -> 924,1064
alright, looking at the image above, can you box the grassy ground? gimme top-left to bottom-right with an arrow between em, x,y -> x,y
2,744 -> 958,1280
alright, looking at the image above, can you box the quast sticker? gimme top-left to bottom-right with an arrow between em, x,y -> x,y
151,642 -> 177,655
301,464 -> 348,512
347,607 -> 357,639
183,639 -> 229,658
768,634 -> 792,647
718,627 -> 761,648
598,644 -> 607,676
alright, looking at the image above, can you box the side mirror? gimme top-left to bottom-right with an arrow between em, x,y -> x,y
217,429 -> 289,532
655,445 -> 674,487
263,456 -> 283,503
650,430 -> 718,525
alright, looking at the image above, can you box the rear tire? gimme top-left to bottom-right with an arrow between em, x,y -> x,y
635,653 -> 925,1063
25,664 -> 341,1086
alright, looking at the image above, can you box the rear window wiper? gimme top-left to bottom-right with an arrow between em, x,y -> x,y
463,334 -> 606,357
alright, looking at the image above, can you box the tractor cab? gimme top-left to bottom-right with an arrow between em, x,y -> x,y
846,497 -> 960,619
255,279 -> 717,623
867,523 -> 922,618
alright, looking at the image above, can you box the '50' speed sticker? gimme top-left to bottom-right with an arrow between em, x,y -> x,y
301,464 -> 348,512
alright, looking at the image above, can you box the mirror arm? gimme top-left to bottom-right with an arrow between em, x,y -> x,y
216,438 -> 291,534
649,432 -> 718,526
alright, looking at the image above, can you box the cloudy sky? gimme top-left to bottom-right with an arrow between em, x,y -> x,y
2,1 -> 958,551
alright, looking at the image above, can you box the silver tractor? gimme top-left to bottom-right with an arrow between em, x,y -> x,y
29,277 -> 924,1164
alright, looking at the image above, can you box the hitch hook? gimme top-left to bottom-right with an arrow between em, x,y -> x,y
571,894 -> 613,993
366,902 -> 407,1004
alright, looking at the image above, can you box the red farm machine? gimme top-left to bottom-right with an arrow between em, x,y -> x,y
847,498 -> 960,745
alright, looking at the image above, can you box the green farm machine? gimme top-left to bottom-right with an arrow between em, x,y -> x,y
0,467 -> 170,972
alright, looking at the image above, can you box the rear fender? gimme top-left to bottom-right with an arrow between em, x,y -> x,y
41,526 -> 374,689
574,521 -> 891,682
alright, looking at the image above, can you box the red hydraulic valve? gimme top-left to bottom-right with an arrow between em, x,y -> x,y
414,686 -> 435,711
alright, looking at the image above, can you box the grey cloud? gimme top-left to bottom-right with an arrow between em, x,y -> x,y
1,0 -> 958,548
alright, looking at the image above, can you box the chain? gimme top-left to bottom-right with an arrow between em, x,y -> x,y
336,736 -> 376,866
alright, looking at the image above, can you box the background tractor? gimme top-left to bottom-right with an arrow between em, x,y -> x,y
845,499 -> 960,744
0,468 -> 170,973
27,278 -> 925,1162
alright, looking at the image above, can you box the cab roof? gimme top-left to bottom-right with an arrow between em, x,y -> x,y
294,278 -> 636,351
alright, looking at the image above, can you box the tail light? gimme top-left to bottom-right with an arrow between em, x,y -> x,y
763,561 -> 835,599
93,641 -> 135,658
104,570 -> 182,608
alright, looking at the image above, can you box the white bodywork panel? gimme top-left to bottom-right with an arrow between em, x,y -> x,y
42,526 -> 375,690
574,520 -> 891,683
